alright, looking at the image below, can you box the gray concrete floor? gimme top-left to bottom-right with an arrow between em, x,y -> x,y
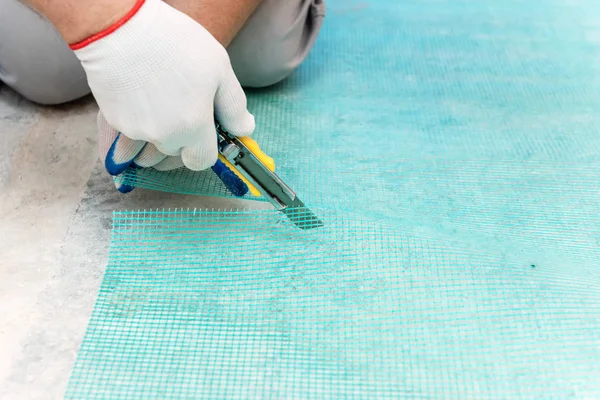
0,85 -> 264,399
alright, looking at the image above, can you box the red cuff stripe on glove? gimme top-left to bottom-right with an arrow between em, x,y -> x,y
69,0 -> 146,50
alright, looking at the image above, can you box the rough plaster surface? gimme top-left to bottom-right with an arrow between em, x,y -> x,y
0,85 -> 269,399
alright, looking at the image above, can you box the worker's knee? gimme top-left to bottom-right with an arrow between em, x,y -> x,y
3,65 -> 90,106
228,0 -> 326,88
0,0 -> 324,103
0,0 -> 90,105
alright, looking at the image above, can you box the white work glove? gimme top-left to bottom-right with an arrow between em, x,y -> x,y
97,111 -> 186,193
72,0 -> 255,180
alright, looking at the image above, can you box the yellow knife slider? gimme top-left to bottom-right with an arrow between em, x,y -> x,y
217,136 -> 275,197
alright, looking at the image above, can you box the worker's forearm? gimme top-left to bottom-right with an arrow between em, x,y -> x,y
21,0 -> 263,47
165,0 -> 263,46
20,0 -> 138,44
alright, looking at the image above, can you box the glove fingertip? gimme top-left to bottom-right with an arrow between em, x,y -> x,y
116,183 -> 136,194
222,112 -> 255,138
183,153 -> 218,171
105,158 -> 133,176
105,133 -> 134,175
181,142 -> 218,171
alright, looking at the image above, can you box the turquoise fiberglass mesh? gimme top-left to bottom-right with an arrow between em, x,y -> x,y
67,0 -> 600,398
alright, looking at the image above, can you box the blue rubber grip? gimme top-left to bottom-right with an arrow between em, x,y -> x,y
211,159 -> 249,197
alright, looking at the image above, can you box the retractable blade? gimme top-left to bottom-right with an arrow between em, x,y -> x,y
216,126 -> 323,230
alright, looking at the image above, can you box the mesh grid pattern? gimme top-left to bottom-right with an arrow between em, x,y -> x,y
67,0 -> 600,397
115,167 -> 266,201
66,210 -> 600,399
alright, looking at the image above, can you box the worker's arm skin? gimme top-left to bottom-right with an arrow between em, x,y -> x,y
21,0 -> 262,46
165,0 -> 262,46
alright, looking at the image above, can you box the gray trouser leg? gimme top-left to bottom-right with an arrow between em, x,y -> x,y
229,0 -> 326,88
0,0 -> 325,105
0,0 -> 91,105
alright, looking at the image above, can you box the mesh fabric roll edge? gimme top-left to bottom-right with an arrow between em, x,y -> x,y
66,0 -> 600,398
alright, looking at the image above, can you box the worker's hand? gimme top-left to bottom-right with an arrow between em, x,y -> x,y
97,112 -> 186,193
73,0 -> 255,174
